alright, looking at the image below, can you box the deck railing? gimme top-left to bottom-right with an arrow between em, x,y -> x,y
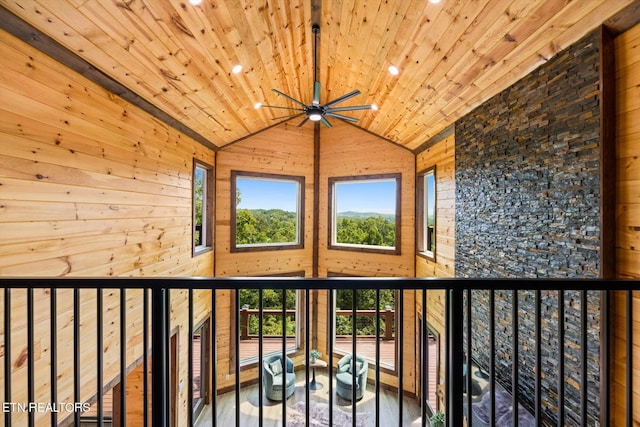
1,278 -> 637,427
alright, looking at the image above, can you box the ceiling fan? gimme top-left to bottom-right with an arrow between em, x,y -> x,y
260,25 -> 377,128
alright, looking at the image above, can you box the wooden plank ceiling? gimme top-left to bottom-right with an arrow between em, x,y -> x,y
0,0 -> 635,151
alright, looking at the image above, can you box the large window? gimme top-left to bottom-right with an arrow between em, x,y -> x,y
333,288 -> 397,370
231,171 -> 304,252
193,160 -> 213,255
328,174 -> 401,254
417,167 -> 436,260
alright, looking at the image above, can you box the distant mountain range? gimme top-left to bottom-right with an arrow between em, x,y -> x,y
337,211 -> 395,222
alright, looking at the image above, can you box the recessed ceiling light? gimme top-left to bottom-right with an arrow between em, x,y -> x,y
371,103 -> 379,111
254,102 -> 262,109
429,0 -> 441,3
388,65 -> 399,76
232,64 -> 243,74
189,0 -> 202,5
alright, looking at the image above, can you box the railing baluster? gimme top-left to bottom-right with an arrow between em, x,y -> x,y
151,287 -> 169,427
512,290 -> 519,427
211,289 -> 217,427
27,288 -> 34,427
329,287 -> 334,427
234,289 -> 240,427
626,290 -> 633,427
281,287 -> 287,427
421,288 -> 427,427
305,287 -> 310,427
398,289 -> 404,427
535,290 -> 542,427
489,290 -> 495,427
375,288 -> 381,427
188,288 -> 194,427
447,288 -> 464,426
466,289 -> 472,426
97,289 -> 104,427
580,291 -> 587,426
558,291 -> 565,427
144,288 -> 149,427
352,288 -> 357,426
258,288 -> 264,427
120,288 -> 127,427
50,288 -> 58,427
4,288 -> 11,427
74,288 -> 81,427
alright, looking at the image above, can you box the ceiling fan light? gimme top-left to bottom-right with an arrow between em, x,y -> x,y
309,113 -> 322,121
371,103 -> 379,111
254,102 -> 262,109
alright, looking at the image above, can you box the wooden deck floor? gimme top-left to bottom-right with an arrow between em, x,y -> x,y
195,370 -> 424,427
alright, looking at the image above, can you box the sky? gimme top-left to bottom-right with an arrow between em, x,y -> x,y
236,177 -> 397,214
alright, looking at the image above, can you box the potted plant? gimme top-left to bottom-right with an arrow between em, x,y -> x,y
429,411 -> 445,427
309,349 -> 321,363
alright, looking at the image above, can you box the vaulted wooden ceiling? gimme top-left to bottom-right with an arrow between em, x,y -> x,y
1,0 -> 636,151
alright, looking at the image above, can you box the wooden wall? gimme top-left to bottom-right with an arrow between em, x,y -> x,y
0,29 -> 214,426
612,22 -> 640,426
213,122 -> 314,390
318,121 -> 415,277
414,131 -> 455,409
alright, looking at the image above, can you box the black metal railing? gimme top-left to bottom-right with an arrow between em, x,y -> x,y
0,278 -> 637,427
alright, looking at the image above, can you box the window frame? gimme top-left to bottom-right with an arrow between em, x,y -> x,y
193,160 -> 214,256
416,166 -> 436,261
328,173 -> 402,255
230,171 -> 305,252
192,318 -> 210,420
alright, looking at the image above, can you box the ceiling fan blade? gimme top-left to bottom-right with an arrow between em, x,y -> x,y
313,81 -> 321,105
297,116 -> 310,127
323,89 -> 361,108
325,112 -> 360,122
272,89 -> 308,108
321,117 -> 332,128
261,104 -> 305,111
271,112 -> 305,120
326,105 -> 373,112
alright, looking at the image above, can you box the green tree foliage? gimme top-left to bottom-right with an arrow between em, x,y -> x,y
335,289 -> 395,336
336,216 -> 395,247
194,169 -> 204,246
236,209 -> 297,245
239,289 -> 296,336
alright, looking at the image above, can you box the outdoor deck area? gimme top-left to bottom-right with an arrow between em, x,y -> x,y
239,336 -> 397,368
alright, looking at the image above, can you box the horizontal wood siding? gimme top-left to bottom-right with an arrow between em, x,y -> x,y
0,30 -> 214,426
415,133 -> 456,278
318,121 -> 415,277
613,22 -> 640,426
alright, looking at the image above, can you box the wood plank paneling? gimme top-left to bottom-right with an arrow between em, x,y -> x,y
0,29 -> 215,426
318,121 -> 415,277
613,21 -> 640,427
2,0 -> 633,150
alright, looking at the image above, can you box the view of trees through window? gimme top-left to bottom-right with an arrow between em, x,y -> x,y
232,172 -> 303,249
330,175 -> 400,251
239,289 -> 297,337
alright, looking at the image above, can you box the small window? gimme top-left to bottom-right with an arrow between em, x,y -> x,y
328,174 -> 401,254
193,161 -> 213,255
417,167 -> 436,260
231,171 -> 304,252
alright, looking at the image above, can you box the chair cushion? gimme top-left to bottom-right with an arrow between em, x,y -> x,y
270,359 -> 283,375
336,371 -> 359,389
272,372 -> 296,390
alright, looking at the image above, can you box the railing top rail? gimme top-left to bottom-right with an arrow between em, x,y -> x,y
1,277 -> 638,290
